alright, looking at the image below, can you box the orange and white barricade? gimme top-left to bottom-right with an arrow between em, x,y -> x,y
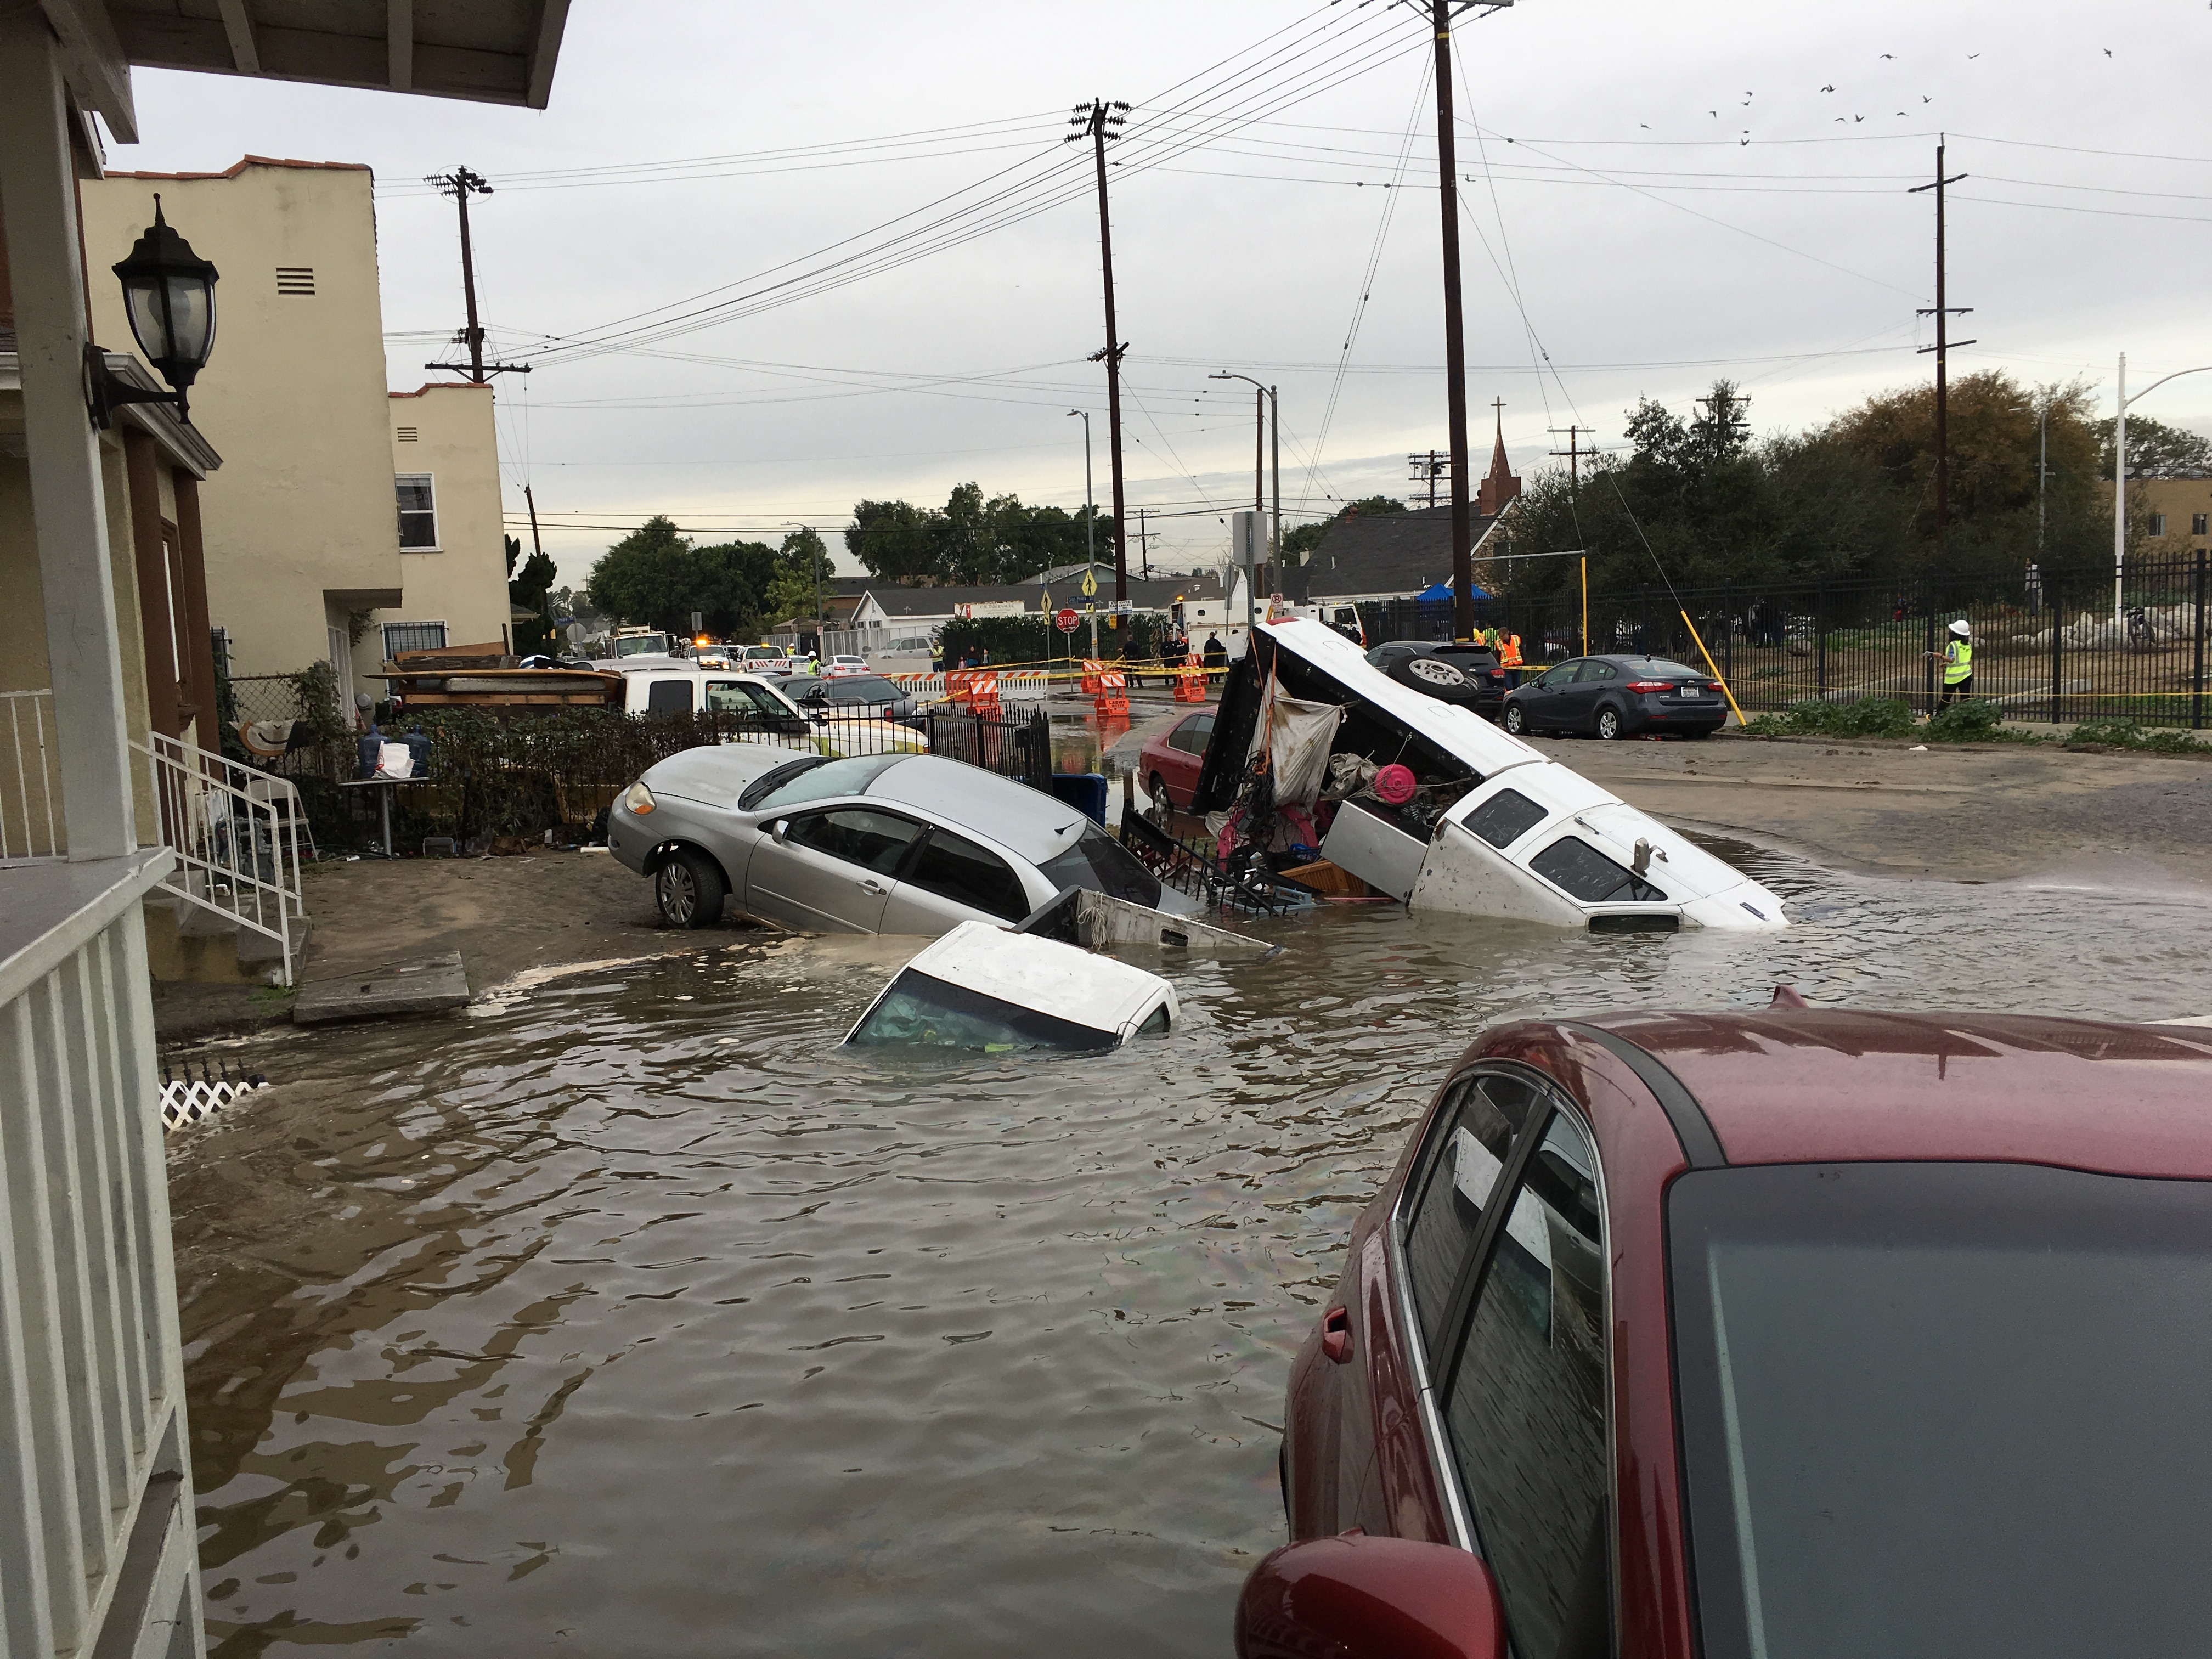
1173,657 -> 1207,703
1080,658 -> 1105,696
1094,669 -> 1128,721
964,670 -> 1001,714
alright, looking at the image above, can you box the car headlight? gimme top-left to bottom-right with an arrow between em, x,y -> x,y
623,781 -> 655,815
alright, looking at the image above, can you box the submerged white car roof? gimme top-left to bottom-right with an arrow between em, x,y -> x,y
899,921 -> 1174,1037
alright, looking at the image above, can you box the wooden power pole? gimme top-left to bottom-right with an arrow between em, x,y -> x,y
1071,101 -> 1132,602
1911,137 -> 1973,559
424,167 -> 529,383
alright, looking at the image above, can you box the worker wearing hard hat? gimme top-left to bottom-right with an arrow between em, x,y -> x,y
1929,619 -> 1973,706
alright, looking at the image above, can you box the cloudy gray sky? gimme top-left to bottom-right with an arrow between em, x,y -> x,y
114,1 -> 2212,586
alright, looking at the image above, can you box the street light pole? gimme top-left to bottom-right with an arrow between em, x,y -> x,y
1068,408 -> 1094,674
2113,357 -> 2212,621
1211,370 -> 1280,627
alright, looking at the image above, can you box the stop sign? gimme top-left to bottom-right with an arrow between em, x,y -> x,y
1055,608 -> 1080,633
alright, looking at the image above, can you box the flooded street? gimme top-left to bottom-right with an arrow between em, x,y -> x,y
172,840 -> 2212,1657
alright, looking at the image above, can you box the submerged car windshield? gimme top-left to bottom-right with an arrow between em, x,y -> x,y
846,969 -> 1115,1052
1036,821 -> 1163,908
744,753 -> 905,813
1669,1160 -> 2212,1659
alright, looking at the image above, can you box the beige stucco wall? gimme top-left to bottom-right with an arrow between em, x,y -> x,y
359,382 -> 512,681
80,161 -> 400,687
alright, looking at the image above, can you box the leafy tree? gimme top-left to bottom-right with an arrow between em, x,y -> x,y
845,485 -> 1114,584
847,499 -> 939,582
2096,414 -> 2212,480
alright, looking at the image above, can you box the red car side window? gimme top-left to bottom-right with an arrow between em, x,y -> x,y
1401,1072 -> 1537,1362
1441,1109 -> 1610,1659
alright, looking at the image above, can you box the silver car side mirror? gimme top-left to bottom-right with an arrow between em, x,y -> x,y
771,819 -> 789,845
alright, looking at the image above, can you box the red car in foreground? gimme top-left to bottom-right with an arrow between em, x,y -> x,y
1239,1006 -> 2212,1659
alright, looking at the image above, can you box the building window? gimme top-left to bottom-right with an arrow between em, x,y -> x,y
2194,514 -> 2208,537
396,426 -> 419,442
2148,513 -> 2168,537
276,267 -> 315,296
382,622 -> 449,658
396,474 -> 438,550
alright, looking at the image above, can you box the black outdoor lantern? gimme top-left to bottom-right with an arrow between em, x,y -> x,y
84,193 -> 219,428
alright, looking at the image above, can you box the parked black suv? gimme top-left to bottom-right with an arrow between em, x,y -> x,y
1364,640 -> 1511,720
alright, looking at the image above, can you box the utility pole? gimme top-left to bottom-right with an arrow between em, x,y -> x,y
1137,507 -> 1151,580
1549,424 -> 1591,520
424,167 -> 530,382
1910,138 -> 1973,561
1068,408 -> 1095,580
1429,0 -> 1510,641
1070,100 -> 1131,602
1271,382 -> 1281,598
2038,397 -> 2047,556
1408,449 -> 1448,509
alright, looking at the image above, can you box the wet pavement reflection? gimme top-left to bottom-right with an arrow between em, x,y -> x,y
171,839 -> 2212,1655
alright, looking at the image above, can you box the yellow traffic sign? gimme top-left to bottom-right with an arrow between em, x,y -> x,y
1080,571 -> 1097,597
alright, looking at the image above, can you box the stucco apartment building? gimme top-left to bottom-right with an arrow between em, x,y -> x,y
78,156 -> 509,713
383,380 -> 511,667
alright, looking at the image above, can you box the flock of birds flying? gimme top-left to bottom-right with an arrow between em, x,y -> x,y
1633,49 -> 2046,144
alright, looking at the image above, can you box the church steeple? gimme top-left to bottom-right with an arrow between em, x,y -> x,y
1476,397 -> 1521,516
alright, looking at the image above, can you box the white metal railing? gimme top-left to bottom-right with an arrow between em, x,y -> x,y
129,732 -> 306,986
1,689 -> 62,864
0,851 -> 205,1659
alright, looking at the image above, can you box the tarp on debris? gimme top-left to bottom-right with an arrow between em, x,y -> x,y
1415,579 -> 1491,603
1248,691 -> 1344,808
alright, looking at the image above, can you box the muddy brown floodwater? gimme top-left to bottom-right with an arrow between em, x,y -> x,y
170,838 -> 2212,1657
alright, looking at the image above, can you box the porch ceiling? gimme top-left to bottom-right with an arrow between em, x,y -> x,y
40,0 -> 570,140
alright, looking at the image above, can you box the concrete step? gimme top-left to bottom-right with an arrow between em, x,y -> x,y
142,894 -> 309,986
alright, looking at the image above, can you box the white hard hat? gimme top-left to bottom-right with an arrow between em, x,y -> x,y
1949,619 -> 1971,636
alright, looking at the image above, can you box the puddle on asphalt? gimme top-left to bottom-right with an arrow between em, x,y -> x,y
168,841 -> 2212,1655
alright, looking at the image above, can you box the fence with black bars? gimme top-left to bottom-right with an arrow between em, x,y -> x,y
1359,551 -> 2212,727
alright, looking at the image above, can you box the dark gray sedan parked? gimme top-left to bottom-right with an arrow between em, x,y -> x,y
781,673 -> 920,724
1500,654 -> 1727,740
608,744 -> 1166,932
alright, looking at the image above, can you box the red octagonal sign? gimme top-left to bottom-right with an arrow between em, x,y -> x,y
1054,608 -> 1080,633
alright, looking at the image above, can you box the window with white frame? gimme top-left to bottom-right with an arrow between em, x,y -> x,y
396,474 -> 439,550
382,621 -> 449,658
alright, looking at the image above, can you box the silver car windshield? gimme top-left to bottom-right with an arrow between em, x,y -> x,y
750,754 -> 905,813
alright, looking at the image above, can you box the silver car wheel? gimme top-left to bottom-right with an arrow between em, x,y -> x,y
657,860 -> 696,924
1504,703 -> 1526,735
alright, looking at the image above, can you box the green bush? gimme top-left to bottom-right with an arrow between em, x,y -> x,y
1744,697 -> 1916,738
1922,699 -> 2022,742
2066,719 -> 2210,755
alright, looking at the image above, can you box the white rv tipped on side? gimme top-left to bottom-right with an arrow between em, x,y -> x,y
1228,620 -> 1787,932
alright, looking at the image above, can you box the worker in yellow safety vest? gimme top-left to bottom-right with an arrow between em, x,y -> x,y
1498,631 -> 1523,686
1931,618 -> 1973,705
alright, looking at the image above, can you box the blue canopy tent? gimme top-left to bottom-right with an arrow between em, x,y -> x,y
1415,579 -> 1490,603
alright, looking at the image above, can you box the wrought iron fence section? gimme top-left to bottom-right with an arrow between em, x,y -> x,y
1356,552 -> 2212,725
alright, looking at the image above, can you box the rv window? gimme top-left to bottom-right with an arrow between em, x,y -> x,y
1465,789 -> 1548,850
1530,836 -> 1666,904
646,679 -> 694,715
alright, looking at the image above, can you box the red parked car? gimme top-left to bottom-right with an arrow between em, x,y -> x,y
1137,707 -> 1214,814
1238,1006 -> 2212,1659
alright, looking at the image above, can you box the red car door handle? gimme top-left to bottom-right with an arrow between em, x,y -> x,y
1321,1306 -> 1352,1364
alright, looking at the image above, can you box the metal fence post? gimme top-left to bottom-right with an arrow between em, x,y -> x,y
2049,573 -> 2063,726
1813,579 -> 1827,704
1923,600 -> 1938,715
2196,551 -> 2208,731
1722,584 -> 1734,682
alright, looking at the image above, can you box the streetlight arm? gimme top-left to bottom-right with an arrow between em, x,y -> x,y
2124,365 -> 2212,409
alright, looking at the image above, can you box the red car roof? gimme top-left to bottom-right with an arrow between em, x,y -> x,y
1583,1010 -> 2212,1180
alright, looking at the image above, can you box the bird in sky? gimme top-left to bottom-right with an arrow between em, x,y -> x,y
1923,95 -> 1932,102
1853,114 -> 1866,122
2104,47 -> 2113,55
1880,52 -> 1894,59
1967,52 -> 1980,59
1834,116 -> 1846,122
1709,109 -> 1718,116
1822,83 -> 1836,91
